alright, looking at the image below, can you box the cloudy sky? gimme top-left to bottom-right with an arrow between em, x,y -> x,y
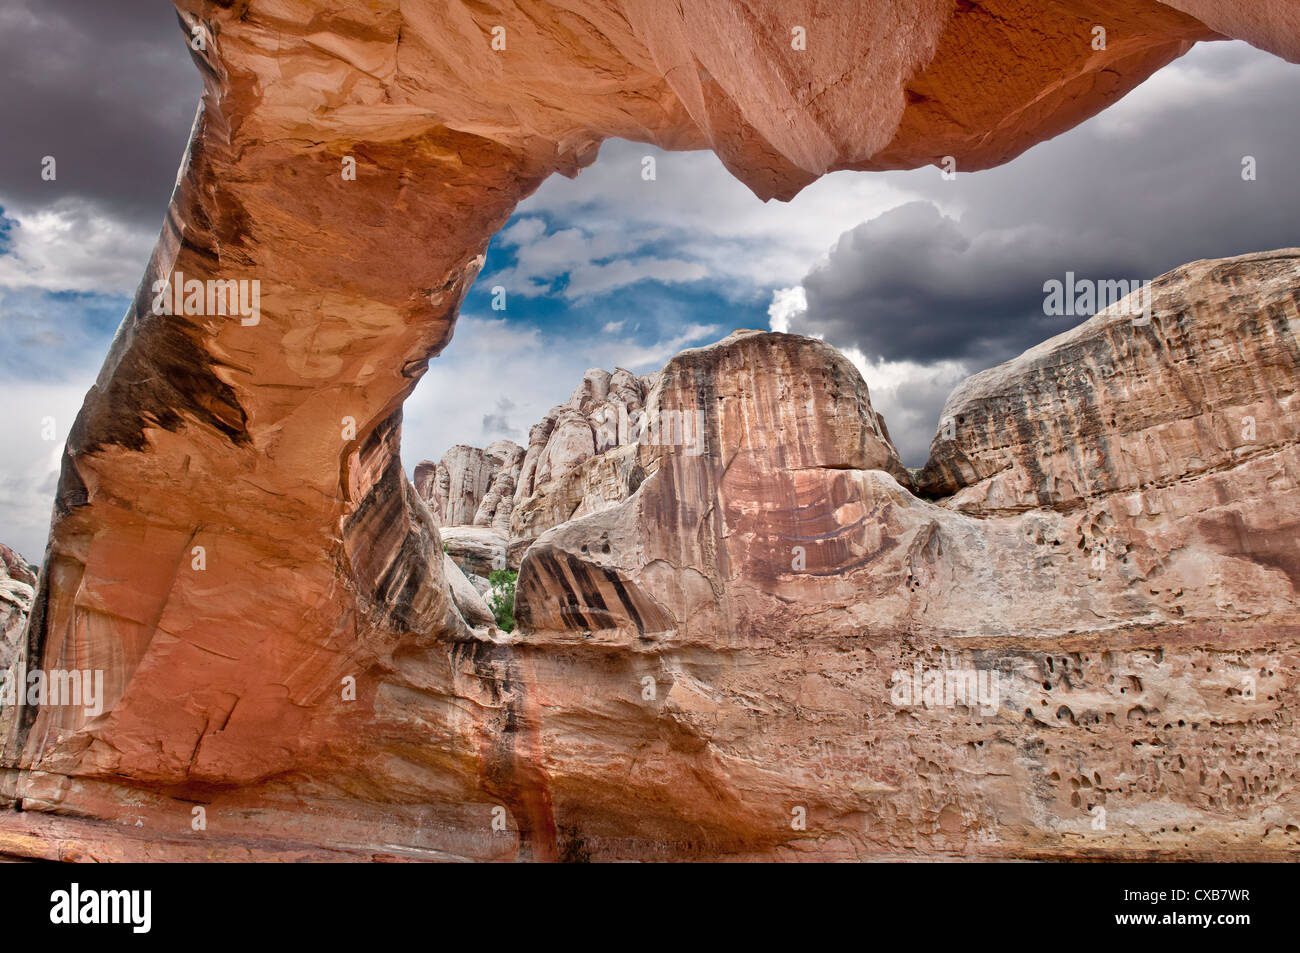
2,1 -> 1298,561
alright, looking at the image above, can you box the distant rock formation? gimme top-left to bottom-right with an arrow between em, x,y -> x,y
419,366 -> 661,572
415,440 -> 524,529
511,368 -> 661,548
0,544 -> 34,666
919,251 -> 1300,517
508,262 -> 1300,858
0,545 -> 36,750
437,336 -> 916,572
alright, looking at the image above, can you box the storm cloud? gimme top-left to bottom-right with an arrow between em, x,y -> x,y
0,0 -> 200,225
788,40 -> 1300,370
800,201 -> 1119,365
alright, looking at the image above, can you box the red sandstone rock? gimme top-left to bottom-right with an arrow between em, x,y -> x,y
3,1 -> 1299,862
0,546 -> 34,589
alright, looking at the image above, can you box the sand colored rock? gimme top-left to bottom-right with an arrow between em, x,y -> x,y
472,441 -> 524,531
427,360 -> 658,562
919,250 -> 1300,515
439,525 -> 509,580
514,315 -> 1300,858
0,547 -> 36,763
0,546 -> 35,589
440,357 -> 692,559
3,1 -> 1299,861
414,440 -> 523,527
0,553 -> 34,672
511,443 -> 646,549
502,365 -> 656,550
534,412 -> 595,491
444,553 -> 496,629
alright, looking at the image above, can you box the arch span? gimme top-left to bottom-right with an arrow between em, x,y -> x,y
3,1 -> 1299,861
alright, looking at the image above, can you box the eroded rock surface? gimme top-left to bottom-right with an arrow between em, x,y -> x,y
3,1 -> 1299,862
439,525 -> 509,580
0,546 -> 36,757
513,367 -> 654,545
424,363 -> 662,566
513,298 -> 1300,858
919,251 -> 1300,517
0,546 -> 34,672
416,440 -> 523,528
445,553 -> 496,629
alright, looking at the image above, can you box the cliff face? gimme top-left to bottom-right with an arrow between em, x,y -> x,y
512,368 -> 657,544
2,1 -> 1298,861
515,328 -> 918,640
6,261 -> 1300,860
423,364 -> 661,574
508,260 -> 1300,858
444,334 -> 913,569
0,546 -> 35,674
919,252 -> 1300,516
415,440 -> 524,530
0,547 -> 36,757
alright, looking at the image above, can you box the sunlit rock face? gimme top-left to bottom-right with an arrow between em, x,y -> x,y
2,1 -> 1298,861
510,367 -> 656,551
516,328 -> 917,644
515,282 -> 1300,860
919,251 -> 1300,516
415,441 -> 523,529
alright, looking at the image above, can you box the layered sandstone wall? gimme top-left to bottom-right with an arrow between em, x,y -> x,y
919,251 -> 1300,516
511,283 -> 1300,859
415,440 -> 524,529
6,261 -> 1300,860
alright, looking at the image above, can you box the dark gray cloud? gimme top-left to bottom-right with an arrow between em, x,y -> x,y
481,396 -> 519,438
868,366 -> 967,468
797,40 -> 1300,368
0,0 -> 200,225
802,201 -> 1115,365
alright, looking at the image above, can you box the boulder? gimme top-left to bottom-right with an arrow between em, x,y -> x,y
439,526 -> 510,579
444,553 -> 496,629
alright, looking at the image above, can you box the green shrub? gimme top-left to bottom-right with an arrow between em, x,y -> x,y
488,569 -> 517,632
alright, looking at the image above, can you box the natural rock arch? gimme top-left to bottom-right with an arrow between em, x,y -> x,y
3,1 -> 1299,861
